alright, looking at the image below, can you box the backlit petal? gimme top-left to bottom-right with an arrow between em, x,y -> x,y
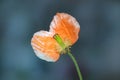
49,13 -> 80,46
31,31 -> 60,62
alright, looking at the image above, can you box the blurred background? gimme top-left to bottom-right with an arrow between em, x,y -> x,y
0,0 -> 120,80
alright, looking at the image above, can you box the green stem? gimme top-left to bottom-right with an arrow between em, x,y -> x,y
67,50 -> 83,80
53,34 -> 83,80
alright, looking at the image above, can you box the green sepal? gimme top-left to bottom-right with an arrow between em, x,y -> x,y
53,34 -> 66,51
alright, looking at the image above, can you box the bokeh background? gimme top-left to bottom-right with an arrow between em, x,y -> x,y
0,0 -> 120,80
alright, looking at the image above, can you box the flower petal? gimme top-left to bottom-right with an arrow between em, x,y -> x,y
31,31 -> 60,62
49,13 -> 80,46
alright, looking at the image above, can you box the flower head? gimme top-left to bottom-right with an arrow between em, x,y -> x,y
31,13 -> 80,62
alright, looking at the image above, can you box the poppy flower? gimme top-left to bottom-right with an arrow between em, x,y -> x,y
31,13 -> 80,62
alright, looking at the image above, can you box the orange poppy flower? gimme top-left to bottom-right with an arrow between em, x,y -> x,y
31,13 -> 80,62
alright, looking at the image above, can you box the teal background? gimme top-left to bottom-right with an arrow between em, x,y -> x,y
0,0 -> 120,80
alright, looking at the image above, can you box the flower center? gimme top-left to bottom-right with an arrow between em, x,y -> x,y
53,34 -> 70,54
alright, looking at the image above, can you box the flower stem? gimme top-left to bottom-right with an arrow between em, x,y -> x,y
67,50 -> 83,80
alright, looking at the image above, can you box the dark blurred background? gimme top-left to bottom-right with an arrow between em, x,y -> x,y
0,0 -> 120,80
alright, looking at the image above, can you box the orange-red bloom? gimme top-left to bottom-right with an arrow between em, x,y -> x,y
31,13 -> 80,62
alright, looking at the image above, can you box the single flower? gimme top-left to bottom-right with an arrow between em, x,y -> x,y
31,13 -> 80,62
31,13 -> 83,80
